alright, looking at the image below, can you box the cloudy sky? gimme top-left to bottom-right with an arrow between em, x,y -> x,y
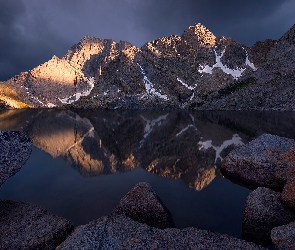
0,0 -> 294,81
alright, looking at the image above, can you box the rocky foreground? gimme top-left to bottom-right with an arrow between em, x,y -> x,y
222,134 -> 295,248
0,23 -> 294,110
0,182 -> 265,250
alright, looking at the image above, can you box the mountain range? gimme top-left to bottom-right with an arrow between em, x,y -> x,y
0,23 -> 294,110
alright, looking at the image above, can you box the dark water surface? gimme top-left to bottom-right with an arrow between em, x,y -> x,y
0,109 -> 295,239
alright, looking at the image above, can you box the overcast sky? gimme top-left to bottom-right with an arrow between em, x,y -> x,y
0,0 -> 294,81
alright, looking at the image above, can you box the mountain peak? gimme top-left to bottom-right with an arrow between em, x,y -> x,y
279,23 -> 295,45
75,36 -> 107,48
192,23 -> 209,30
182,23 -> 216,47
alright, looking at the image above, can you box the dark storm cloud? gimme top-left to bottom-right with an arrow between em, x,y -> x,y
0,0 -> 294,81
0,0 -> 69,80
133,0 -> 295,45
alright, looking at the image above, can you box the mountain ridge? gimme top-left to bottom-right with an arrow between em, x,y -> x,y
0,23 -> 294,110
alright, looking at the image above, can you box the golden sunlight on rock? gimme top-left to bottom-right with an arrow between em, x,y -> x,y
0,110 -> 27,130
191,23 -> 216,46
31,129 -> 78,158
0,83 -> 30,109
62,36 -> 104,72
187,167 -> 216,191
30,56 -> 81,86
183,23 -> 216,47
122,46 -> 140,61
109,41 -> 119,60
122,154 -> 139,169
67,145 -> 107,175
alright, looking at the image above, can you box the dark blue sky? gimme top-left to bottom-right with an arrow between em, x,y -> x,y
0,0 -> 294,81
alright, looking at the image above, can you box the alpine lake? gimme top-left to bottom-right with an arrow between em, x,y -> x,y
0,109 -> 294,240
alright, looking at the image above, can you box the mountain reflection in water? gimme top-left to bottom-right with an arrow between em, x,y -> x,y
0,109 -> 295,238
1,109 -> 295,190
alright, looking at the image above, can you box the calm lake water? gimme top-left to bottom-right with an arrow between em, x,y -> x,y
0,109 -> 295,239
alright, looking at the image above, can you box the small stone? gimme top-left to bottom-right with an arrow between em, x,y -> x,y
271,221 -> 295,249
112,182 -> 174,229
242,187 -> 295,244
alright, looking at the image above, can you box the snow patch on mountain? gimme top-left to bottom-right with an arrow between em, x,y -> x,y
198,47 -> 257,80
47,103 -> 56,108
198,49 -> 246,80
177,77 -> 198,101
140,114 -> 168,146
59,77 -> 95,104
177,77 -> 197,90
22,84 -> 55,108
198,65 -> 214,74
198,134 -> 244,165
137,63 -> 169,101
176,124 -> 198,137
244,48 -> 257,71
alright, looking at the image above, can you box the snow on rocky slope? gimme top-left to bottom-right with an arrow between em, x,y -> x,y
1,23 -> 294,110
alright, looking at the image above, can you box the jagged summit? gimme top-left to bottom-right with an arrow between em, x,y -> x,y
80,35 -> 102,43
279,23 -> 295,45
182,23 -> 216,47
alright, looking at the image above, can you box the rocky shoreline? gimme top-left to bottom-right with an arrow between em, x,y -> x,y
221,134 -> 295,248
1,131 -> 295,249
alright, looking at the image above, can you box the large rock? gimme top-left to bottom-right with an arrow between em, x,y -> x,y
281,179 -> 295,210
271,221 -> 295,250
112,182 -> 174,229
0,131 -> 32,187
57,214 -> 265,250
243,187 -> 295,244
0,199 -> 73,249
274,165 -> 295,187
221,134 -> 295,189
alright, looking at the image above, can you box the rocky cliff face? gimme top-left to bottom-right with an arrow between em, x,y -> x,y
2,22 -> 289,110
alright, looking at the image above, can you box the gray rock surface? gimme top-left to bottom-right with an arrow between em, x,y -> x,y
243,187 -> 295,244
281,179 -> 295,210
275,166 -> 295,187
0,130 -> 32,186
112,182 -> 174,229
271,221 -> 295,250
0,199 -> 73,250
57,214 -> 265,250
221,133 -> 295,189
